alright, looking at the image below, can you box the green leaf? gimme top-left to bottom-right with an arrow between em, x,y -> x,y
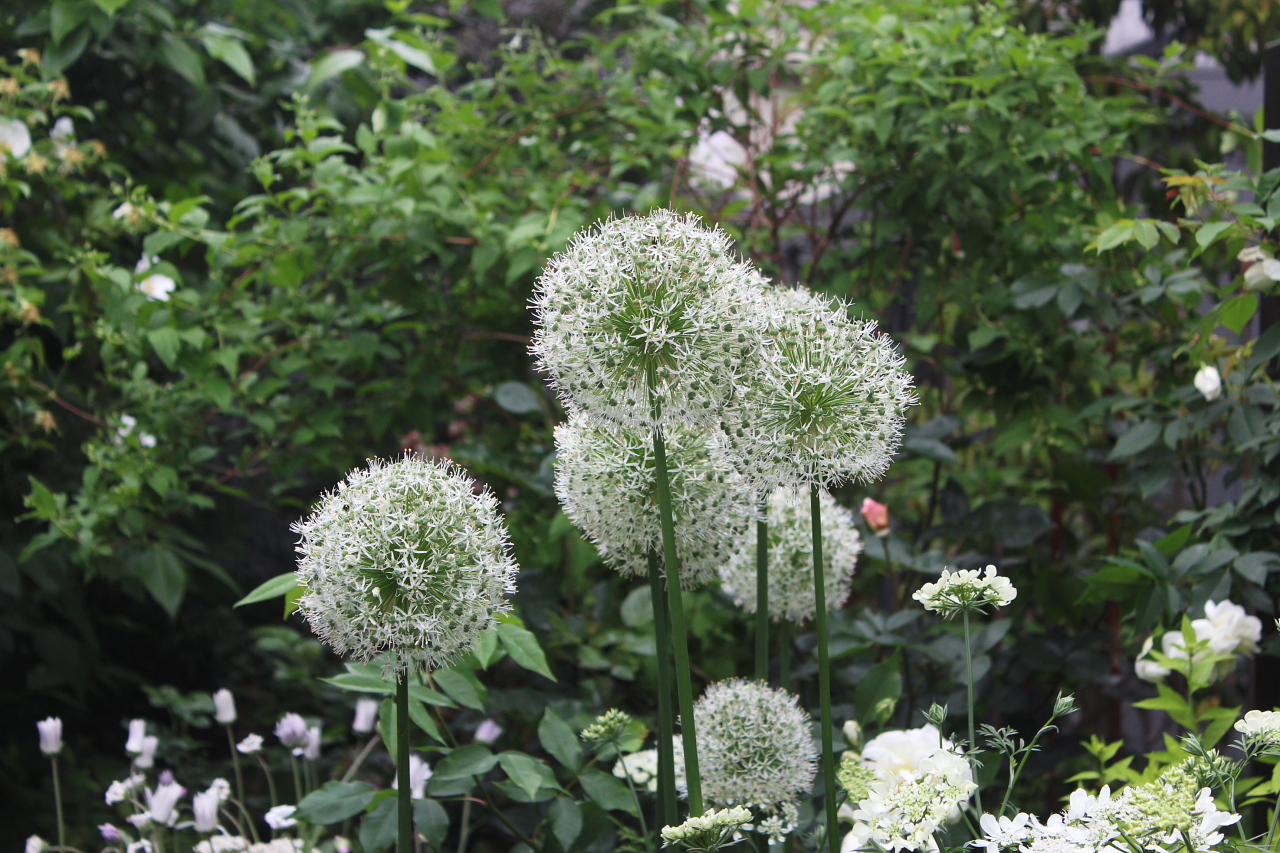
902,436 -> 958,464
147,327 -> 182,368
92,0 -> 130,13
579,769 -> 638,815
1108,421 -> 1161,460
307,49 -> 364,91
321,672 -> 393,694
434,668 -> 487,710
496,621 -> 556,681
472,0 -> 503,18
296,781 -> 375,825
619,585 -> 653,628
407,697 -> 444,743
855,654 -> 902,722
550,797 -> 583,850
379,697 -> 397,763
434,744 -> 498,780
234,572 -> 298,607
131,546 -> 187,618
159,33 -> 207,87
471,626 -> 504,669
1194,221 -> 1232,251
1134,220 -> 1160,250
493,381 -> 542,414
1156,220 -> 1181,243
539,708 -> 583,770
498,751 -> 558,799
359,796 -> 399,853
413,799 -> 450,849
1095,222 -> 1134,251
199,29 -> 256,85
1218,295 -> 1257,336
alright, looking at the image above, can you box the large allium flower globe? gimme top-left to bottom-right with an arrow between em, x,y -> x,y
292,456 -> 519,676
719,287 -> 916,490
718,487 -> 862,622
554,412 -> 751,587
531,210 -> 766,431
685,679 -> 818,834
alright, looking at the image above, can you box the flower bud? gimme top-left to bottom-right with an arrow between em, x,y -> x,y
135,735 -> 159,769
860,498 -> 890,535
125,719 -> 147,755
212,689 -> 237,725
37,717 -> 62,756
842,719 -> 862,749
352,698 -> 379,734
303,726 -> 321,761
236,733 -> 263,754
275,713 -> 310,750
1194,365 -> 1222,401
474,719 -> 504,744
98,824 -> 122,843
192,789 -> 220,832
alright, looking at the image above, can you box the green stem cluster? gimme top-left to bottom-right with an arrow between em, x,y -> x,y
397,674 -> 412,853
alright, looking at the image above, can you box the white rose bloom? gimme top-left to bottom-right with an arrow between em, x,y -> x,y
1198,600 -> 1262,656
861,724 -> 972,789
138,273 -> 176,301
1193,366 -> 1221,401
0,118 -> 32,158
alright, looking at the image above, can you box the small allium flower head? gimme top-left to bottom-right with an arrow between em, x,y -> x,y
718,287 -> 917,490
212,689 -> 236,725
1194,365 -> 1222,401
353,698 -> 379,734
275,713 -> 309,750
532,209 -> 766,431
688,679 -> 818,829
236,733 -> 263,754
912,565 -> 1016,617
661,806 -> 754,852
37,717 -> 62,755
718,487 -> 861,622
555,412 -> 751,588
582,709 -> 634,744
293,455 -> 519,676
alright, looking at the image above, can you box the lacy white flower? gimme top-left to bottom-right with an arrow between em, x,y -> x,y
0,118 -> 32,158
717,286 -> 916,490
392,753 -> 432,799
555,412 -> 751,588
275,713 -> 309,750
912,566 -> 1016,616
207,778 -> 231,802
353,698 -> 379,734
1135,600 -> 1262,683
614,748 -> 660,792
718,487 -> 862,622
145,780 -> 186,825
293,456 -> 519,676
1235,708 -> 1280,753
688,679 -> 817,834
971,812 -> 1036,853
125,718 -> 147,754
104,773 -> 144,805
532,209 -> 766,431
237,733 -> 263,754
37,716 -> 62,755
264,805 -> 298,830
661,805 -> 754,852
844,749 -> 977,853
1193,366 -> 1222,401
213,689 -> 237,725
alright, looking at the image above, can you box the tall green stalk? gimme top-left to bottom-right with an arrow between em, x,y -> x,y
810,485 -> 839,853
652,424 -> 702,816
50,756 -> 65,852
755,496 -> 769,684
648,549 -> 678,829
397,673 -> 412,853
962,611 -> 983,815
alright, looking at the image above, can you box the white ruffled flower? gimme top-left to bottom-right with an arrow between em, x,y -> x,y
717,286 -> 916,490
391,753 -> 432,799
237,733 -> 264,754
1193,366 -> 1222,401
264,805 -> 298,829
554,411 -> 751,588
1235,708 -> 1280,743
686,679 -> 817,835
661,806 -> 754,852
292,456 -> 519,677
0,118 -> 32,158
1136,600 -> 1262,683
532,210 -> 766,432
912,565 -> 1016,616
718,487 -> 861,622
145,780 -> 186,826
104,773 -> 144,804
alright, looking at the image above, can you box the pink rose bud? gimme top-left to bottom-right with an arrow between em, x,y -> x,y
860,498 -> 890,534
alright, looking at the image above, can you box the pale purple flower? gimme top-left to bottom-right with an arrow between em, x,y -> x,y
474,719 -> 503,744
99,824 -> 123,843
37,717 -> 62,755
275,713 -> 309,750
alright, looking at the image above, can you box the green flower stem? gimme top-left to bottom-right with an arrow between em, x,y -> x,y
1265,797 -> 1280,853
999,717 -> 1056,817
809,485 -> 839,853
256,754 -> 279,808
779,620 -> 791,689
225,725 -> 247,808
653,423 -> 703,816
397,672 -> 413,853
962,609 -> 982,816
457,798 -> 472,853
755,497 -> 769,684
290,755 -> 304,805
51,756 -> 65,853
648,548 -> 679,830
612,735 -> 650,847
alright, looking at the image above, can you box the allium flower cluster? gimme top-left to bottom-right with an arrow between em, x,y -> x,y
1135,600 -> 1262,683
532,210 -> 766,431
661,806 -> 754,852
292,456 -> 519,676
582,709 -> 635,744
718,487 -> 862,622
687,679 -> 817,838
718,287 -> 916,490
554,413 -> 751,587
912,566 -> 1016,617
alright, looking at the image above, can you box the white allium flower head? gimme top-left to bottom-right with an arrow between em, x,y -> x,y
718,286 -> 916,490
661,806 -> 754,852
37,717 -> 62,755
718,487 -> 862,621
212,689 -> 236,725
912,565 -> 1016,617
293,455 -> 519,677
554,412 -> 751,588
531,209 -> 767,431
687,679 -> 818,825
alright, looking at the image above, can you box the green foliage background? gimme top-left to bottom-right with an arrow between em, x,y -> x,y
1,0 -> 1278,846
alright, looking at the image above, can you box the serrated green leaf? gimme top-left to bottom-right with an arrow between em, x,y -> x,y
499,751 -> 558,799
1194,220 -> 1232,251
1108,421 -> 1161,460
434,744 -> 498,780
296,781 -> 375,825
579,769 -> 638,815
497,621 -> 556,681
539,708 -> 583,770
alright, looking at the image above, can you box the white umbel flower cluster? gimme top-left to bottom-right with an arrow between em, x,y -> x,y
718,287 -> 916,490
1135,600 -> 1262,684
687,679 -> 818,838
718,487 -> 862,622
661,806 -> 754,852
554,412 -> 751,587
293,456 -> 519,676
532,210 -> 766,431
972,764 -> 1240,853
912,566 -> 1016,617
